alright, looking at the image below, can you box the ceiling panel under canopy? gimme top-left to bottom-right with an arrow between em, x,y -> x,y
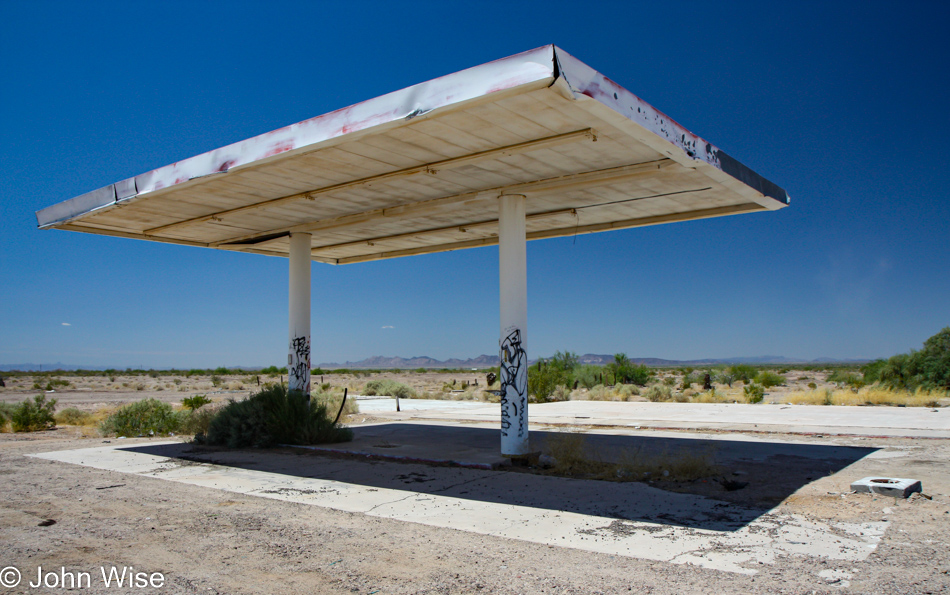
36,46 -> 789,264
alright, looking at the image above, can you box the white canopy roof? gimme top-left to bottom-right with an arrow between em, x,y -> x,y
36,45 -> 788,265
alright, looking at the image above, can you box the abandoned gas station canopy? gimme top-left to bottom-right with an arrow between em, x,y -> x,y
36,45 -> 788,264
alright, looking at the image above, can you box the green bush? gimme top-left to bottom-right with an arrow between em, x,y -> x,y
728,364 -> 757,383
572,365 -> 602,390
362,379 -> 416,399
875,328 -> 950,391
182,395 -> 212,410
100,398 -> 180,436
827,369 -> 865,388
55,407 -> 93,426
716,371 -> 736,387
744,383 -> 765,404
754,371 -> 785,388
12,395 -> 57,432
204,384 -> 352,448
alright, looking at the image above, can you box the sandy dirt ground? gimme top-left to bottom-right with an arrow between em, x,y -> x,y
1,423 -> 949,594
1,372 -> 949,594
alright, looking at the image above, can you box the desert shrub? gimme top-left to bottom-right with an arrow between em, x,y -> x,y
0,402 -> 16,430
313,388 -> 359,417
11,394 -> 57,432
362,379 -> 416,399
573,365 -> 602,390
827,369 -> 865,388
529,352 -> 577,401
644,385 -> 672,402
728,364 -> 757,383
607,354 -> 650,386
875,328 -> 950,391
754,371 -> 785,388
549,385 -> 572,402
587,384 -> 612,401
55,407 -> 94,426
179,407 -> 217,435
615,384 -> 639,400
182,395 -> 212,410
716,371 -> 736,387
100,399 -> 180,436
859,359 -> 885,384
210,375 -> 223,387
543,432 -> 590,475
205,384 -> 351,448
744,383 -> 765,404
680,374 -> 693,390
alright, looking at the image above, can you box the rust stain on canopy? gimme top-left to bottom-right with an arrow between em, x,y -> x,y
36,45 -> 789,264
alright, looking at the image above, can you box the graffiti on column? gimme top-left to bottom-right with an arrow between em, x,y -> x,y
289,335 -> 311,396
499,328 -> 527,438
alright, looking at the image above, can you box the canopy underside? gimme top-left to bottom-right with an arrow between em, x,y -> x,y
37,46 -> 788,264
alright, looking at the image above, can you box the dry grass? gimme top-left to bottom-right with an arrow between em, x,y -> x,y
541,431 -> 721,482
786,387 -> 947,407
691,389 -> 732,403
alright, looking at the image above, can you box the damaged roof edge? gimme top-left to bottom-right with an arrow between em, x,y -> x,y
551,46 -> 790,207
36,45 -> 561,229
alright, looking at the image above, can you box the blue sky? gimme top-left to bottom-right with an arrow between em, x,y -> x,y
2,1 -> 948,368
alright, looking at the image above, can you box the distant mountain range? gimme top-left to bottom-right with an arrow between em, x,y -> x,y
0,354 -> 870,372
316,354 -> 871,369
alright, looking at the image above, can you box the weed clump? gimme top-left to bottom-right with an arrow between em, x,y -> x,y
362,379 -> 416,399
644,385 -> 672,402
754,371 -> 785,388
204,384 -> 352,448
0,402 -> 16,431
11,395 -> 57,432
100,399 -> 179,436
55,407 -> 94,426
744,383 -> 765,403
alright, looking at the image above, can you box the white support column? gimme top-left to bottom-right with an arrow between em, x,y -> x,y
288,232 -> 312,399
498,194 -> 529,456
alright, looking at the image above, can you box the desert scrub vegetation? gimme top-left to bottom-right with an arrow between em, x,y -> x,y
787,386 -> 946,407
541,431 -> 720,482
361,379 -> 416,399
100,399 -> 181,437
865,327 -> 950,391
754,371 -> 785,388
743,383 -> 765,403
312,386 -> 359,418
10,394 -> 57,432
203,384 -> 352,448
644,385 -> 672,402
0,402 -> 16,431
54,407 -> 95,426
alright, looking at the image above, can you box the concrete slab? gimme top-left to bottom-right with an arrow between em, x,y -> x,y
296,420 -> 881,471
378,400 -> 950,438
31,440 -> 888,576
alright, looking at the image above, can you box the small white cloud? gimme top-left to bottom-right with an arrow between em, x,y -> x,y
61,322 -> 71,326
381,325 -> 394,329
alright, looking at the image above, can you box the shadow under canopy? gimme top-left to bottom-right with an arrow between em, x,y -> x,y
124,424 -> 876,532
